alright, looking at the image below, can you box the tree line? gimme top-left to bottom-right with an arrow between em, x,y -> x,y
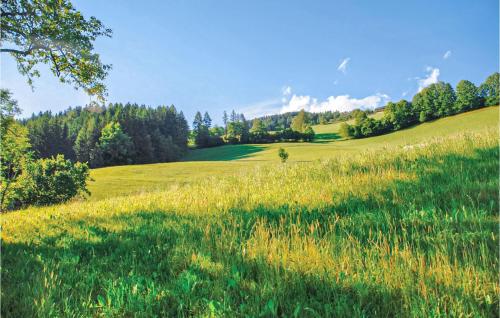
339,72 -> 499,139
24,103 -> 189,167
251,108 -> 376,132
191,109 -> 315,148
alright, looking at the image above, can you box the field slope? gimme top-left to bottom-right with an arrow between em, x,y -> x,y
2,129 -> 498,317
88,106 -> 498,201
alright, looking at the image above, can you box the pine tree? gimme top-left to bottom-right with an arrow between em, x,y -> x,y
222,111 -> 228,133
193,111 -> 209,147
203,112 -> 212,128
230,110 -> 238,122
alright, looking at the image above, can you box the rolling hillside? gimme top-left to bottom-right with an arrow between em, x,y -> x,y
88,106 -> 498,201
3,127 -> 498,317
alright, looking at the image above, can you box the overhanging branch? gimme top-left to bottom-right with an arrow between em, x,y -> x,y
0,48 -> 32,55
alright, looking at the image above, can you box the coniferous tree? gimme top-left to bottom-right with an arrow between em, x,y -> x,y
240,114 -> 250,143
222,111 -> 228,133
230,110 -> 238,122
26,103 -> 189,167
74,117 -> 100,165
203,112 -> 212,129
193,111 -> 209,147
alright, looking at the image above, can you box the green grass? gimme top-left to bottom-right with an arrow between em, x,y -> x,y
2,129 -> 498,317
87,106 -> 498,201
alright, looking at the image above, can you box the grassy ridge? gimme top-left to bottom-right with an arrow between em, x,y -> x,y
2,130 -> 498,317
88,106 -> 498,201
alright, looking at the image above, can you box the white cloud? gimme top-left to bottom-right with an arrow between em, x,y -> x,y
243,84 -> 390,119
418,67 -> 440,92
443,50 -> 452,59
337,57 -> 350,74
281,93 -> 390,113
333,79 -> 339,85
282,86 -> 292,96
402,91 -> 408,97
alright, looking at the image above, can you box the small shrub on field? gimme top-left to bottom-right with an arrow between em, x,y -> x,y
278,147 -> 289,163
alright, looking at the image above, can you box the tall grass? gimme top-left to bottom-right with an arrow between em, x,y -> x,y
2,131 -> 498,317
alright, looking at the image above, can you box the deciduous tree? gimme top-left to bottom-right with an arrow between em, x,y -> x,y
99,122 -> 133,165
0,90 -> 30,210
479,72 -> 499,106
1,0 -> 112,100
455,80 -> 480,112
291,109 -> 307,132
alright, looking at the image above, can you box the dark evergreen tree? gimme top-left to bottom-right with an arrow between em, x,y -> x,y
203,112 -> 212,128
25,103 -> 189,167
222,111 -> 228,133
193,111 -> 209,147
230,110 -> 238,122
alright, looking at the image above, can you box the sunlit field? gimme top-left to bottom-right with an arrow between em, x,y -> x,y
2,125 -> 498,316
1,0 -> 498,316
88,106 -> 498,201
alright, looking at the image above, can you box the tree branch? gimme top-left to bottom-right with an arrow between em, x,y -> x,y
0,48 -> 32,55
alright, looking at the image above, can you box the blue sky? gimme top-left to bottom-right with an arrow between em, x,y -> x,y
1,0 -> 498,124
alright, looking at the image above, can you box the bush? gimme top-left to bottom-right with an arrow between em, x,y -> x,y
338,123 -> 353,138
278,147 -> 289,163
303,126 -> 315,141
15,155 -> 90,207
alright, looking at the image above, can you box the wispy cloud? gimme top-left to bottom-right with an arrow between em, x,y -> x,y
443,50 -> 452,59
239,98 -> 283,118
337,57 -> 351,74
282,86 -> 292,96
417,67 -> 440,92
281,92 -> 390,113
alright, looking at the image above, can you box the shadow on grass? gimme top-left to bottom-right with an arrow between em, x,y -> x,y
313,132 -> 342,143
183,144 -> 267,161
3,146 -> 498,317
2,211 -> 414,317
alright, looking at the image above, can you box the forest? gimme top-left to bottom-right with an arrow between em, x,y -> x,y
23,103 -> 189,167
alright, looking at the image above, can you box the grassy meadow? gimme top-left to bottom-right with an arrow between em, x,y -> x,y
2,108 -> 499,316
88,106 -> 498,201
